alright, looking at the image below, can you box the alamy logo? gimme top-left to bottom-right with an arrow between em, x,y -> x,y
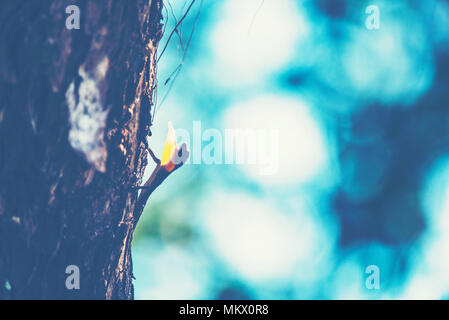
65,265 -> 80,290
365,5 -> 380,30
174,121 -> 279,176
65,5 -> 80,30
365,265 -> 380,290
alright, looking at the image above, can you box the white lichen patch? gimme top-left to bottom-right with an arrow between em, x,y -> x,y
65,58 -> 110,172
95,56 -> 109,81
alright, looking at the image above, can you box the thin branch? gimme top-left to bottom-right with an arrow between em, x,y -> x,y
167,0 -> 185,52
248,0 -> 265,35
154,0 -> 202,116
157,0 -> 196,64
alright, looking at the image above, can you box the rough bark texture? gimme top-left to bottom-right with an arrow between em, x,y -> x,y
0,0 -> 163,299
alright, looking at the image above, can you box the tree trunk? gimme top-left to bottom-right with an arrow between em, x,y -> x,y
0,0 -> 163,299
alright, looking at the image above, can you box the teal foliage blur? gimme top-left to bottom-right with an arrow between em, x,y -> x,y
133,0 -> 449,299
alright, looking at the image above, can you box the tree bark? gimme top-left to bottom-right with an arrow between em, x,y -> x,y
0,0 -> 163,299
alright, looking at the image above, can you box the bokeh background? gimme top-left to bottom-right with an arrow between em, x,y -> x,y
132,0 -> 449,299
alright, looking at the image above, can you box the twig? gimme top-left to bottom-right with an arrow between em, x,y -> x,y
167,0 -> 185,52
154,0 -> 202,116
157,0 -> 196,64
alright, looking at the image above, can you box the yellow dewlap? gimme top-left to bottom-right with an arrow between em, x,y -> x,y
160,121 -> 177,166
